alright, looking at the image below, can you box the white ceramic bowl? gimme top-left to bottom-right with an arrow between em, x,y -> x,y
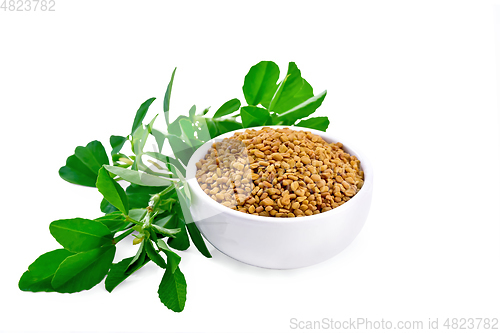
186,126 -> 373,269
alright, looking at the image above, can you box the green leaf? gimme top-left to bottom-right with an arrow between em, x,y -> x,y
19,249 -> 73,292
188,105 -> 196,121
50,218 -> 113,253
193,116 -> 213,142
104,165 -> 173,187
51,245 -> 116,293
241,106 -> 271,128
167,216 -> 190,251
213,98 -> 241,118
243,61 -> 280,106
129,208 -> 147,222
131,97 -> 156,135
214,118 -> 243,134
271,62 -> 313,113
200,107 -> 210,116
95,213 -> 130,233
133,114 -> 158,156
144,240 -> 167,269
176,188 -> 211,258
97,168 -> 129,215
131,125 -> 145,157
105,256 -> 150,292
151,129 -> 166,152
110,136 -> 127,155
205,118 -> 219,138
296,116 -> 330,131
158,266 -> 187,312
158,198 -> 176,212
186,223 -> 211,258
125,183 -> 166,209
156,239 -> 181,273
268,74 -> 291,112
126,240 -> 146,274
59,140 -> 109,187
168,115 -> 190,137
100,198 -> 118,214
154,214 -> 175,228
179,118 -> 201,149
166,134 -> 194,166
273,78 -> 314,114
164,67 -> 176,127
276,90 -> 327,123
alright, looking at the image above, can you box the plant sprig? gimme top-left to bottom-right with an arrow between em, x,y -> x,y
19,61 -> 330,312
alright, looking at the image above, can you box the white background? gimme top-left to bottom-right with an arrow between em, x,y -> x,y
1,1 -> 499,332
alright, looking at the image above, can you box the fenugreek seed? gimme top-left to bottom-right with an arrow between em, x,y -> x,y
248,205 -> 256,213
246,197 -> 256,205
271,153 -> 283,161
255,206 -> 264,213
254,151 -> 265,158
294,209 -> 304,216
311,174 -> 321,182
259,161 -> 270,166
295,189 -> 305,197
290,181 -> 299,191
261,181 -> 272,188
345,188 -> 356,196
304,209 -> 313,216
291,202 -> 300,210
233,162 -> 244,171
301,156 -> 311,164
261,198 -> 274,206
265,205 -> 273,212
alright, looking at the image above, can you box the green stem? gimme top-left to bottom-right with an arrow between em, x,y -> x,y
114,228 -> 134,244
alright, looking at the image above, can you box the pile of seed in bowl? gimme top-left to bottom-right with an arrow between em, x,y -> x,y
194,127 -> 364,218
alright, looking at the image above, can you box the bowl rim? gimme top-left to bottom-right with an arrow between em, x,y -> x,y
186,125 -> 373,225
